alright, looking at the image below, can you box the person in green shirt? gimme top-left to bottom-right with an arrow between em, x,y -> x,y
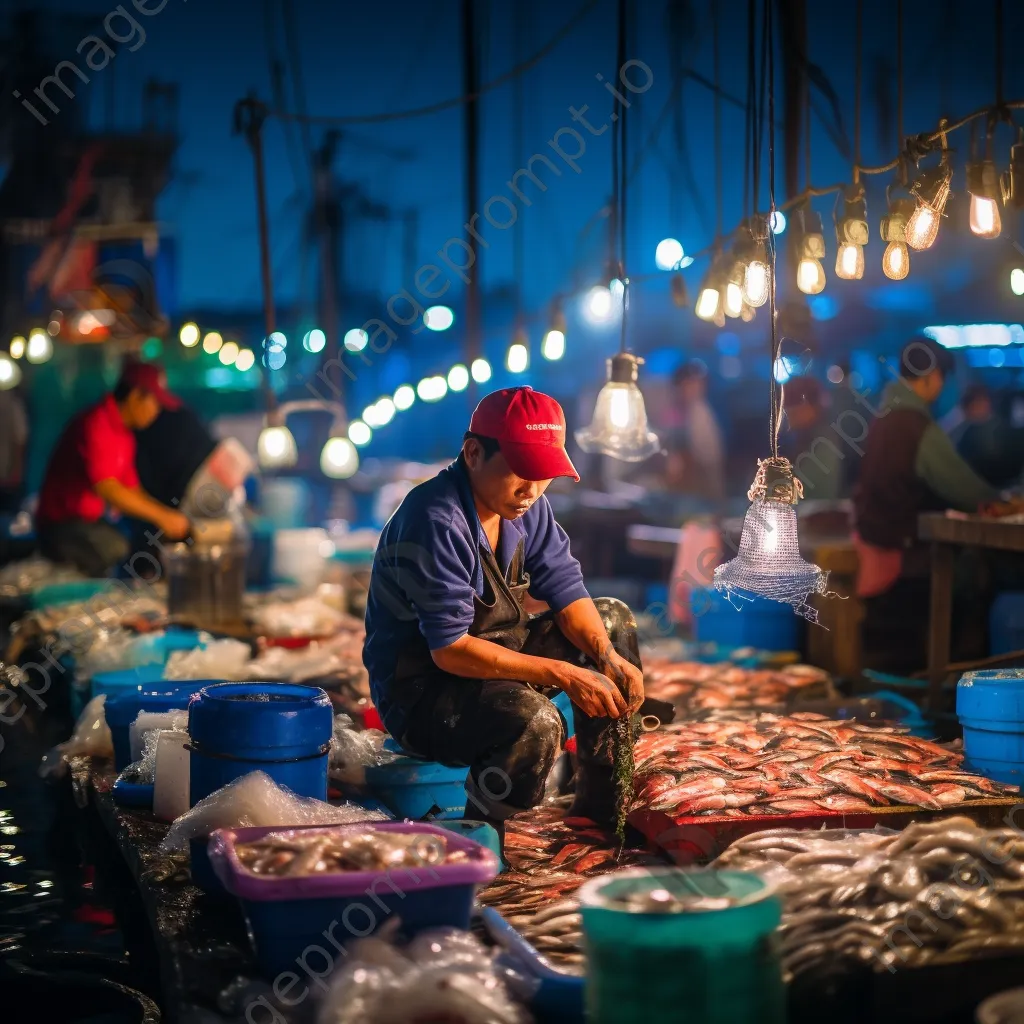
854,337 -> 1000,671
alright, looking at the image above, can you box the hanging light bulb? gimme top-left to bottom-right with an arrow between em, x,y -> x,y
0,353 -> 21,390
882,241 -> 910,281
834,243 -> 864,280
320,435 -> 359,479
740,302 -> 756,323
695,280 -> 721,321
714,458 -> 829,621
966,160 -> 1002,238
724,279 -> 744,318
795,207 -> 827,295
833,186 -> 867,280
695,256 -> 725,321
796,258 -> 826,295
719,256 -> 743,318
906,164 -> 952,250
879,195 -> 914,280
576,353 -> 660,462
26,328 -> 53,364
257,419 -> 298,469
740,215 -> 771,307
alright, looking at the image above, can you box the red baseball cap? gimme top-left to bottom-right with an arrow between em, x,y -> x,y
118,361 -> 181,409
469,386 -> 579,482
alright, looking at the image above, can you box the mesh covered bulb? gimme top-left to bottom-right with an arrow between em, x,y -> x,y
713,459 -> 829,622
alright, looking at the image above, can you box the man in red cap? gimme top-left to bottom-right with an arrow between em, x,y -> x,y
364,386 -> 646,837
36,361 -> 191,576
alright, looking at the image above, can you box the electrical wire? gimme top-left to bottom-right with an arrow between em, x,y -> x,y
853,0 -> 862,182
896,0 -> 904,155
765,0 -> 780,459
616,0 -> 629,355
264,0 -> 598,125
995,0 -> 1004,108
712,2 -> 722,239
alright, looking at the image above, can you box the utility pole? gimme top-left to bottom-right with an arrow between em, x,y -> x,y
461,0 -> 481,379
314,131 -> 343,413
234,95 -> 276,409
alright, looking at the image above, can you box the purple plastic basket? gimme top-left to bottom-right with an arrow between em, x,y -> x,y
208,821 -> 499,898
208,822 -> 500,977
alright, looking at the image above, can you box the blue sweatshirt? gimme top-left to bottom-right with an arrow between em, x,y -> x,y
363,458 -> 589,737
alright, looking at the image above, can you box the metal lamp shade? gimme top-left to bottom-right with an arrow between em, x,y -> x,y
713,499 -> 829,621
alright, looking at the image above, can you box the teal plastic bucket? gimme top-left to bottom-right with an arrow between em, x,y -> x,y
579,868 -> 784,1024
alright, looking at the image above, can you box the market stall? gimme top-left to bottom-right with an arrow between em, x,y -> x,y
5,629 -> 1015,1024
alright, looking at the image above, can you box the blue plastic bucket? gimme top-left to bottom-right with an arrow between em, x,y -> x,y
957,669 -> 1024,785
364,756 -> 469,820
187,682 -> 334,807
579,868 -> 784,1024
208,821 -> 499,978
105,681 -> 211,771
691,589 -> 800,652
989,592 -> 1024,656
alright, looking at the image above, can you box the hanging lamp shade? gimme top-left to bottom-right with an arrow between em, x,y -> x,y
576,352 -> 660,462
713,457 -> 828,622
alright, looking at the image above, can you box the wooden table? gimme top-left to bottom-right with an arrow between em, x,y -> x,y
919,512 -> 1024,710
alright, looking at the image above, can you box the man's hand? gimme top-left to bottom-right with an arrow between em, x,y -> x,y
160,509 -> 191,541
548,662 -> 628,719
599,650 -> 645,715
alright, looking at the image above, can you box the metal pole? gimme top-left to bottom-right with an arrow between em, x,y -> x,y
461,0 -> 481,380
235,97 -> 276,408
315,133 -> 344,415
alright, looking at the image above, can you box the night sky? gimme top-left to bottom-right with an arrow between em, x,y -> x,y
17,0 -> 1024,314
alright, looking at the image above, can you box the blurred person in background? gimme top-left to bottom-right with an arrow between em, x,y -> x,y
0,385 -> 28,515
662,360 -> 725,500
35,362 -> 191,576
948,383 -> 1024,490
854,338 -> 998,670
135,404 -> 217,512
782,376 -> 846,501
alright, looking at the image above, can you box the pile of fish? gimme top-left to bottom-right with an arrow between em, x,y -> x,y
642,660 -> 832,714
478,871 -> 587,974
235,829 -> 465,877
632,711 -> 1017,820
715,817 -> 1024,977
503,802 -> 659,876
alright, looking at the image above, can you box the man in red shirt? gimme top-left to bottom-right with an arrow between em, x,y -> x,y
36,362 -> 191,576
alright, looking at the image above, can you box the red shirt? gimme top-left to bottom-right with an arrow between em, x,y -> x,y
37,394 -> 139,523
